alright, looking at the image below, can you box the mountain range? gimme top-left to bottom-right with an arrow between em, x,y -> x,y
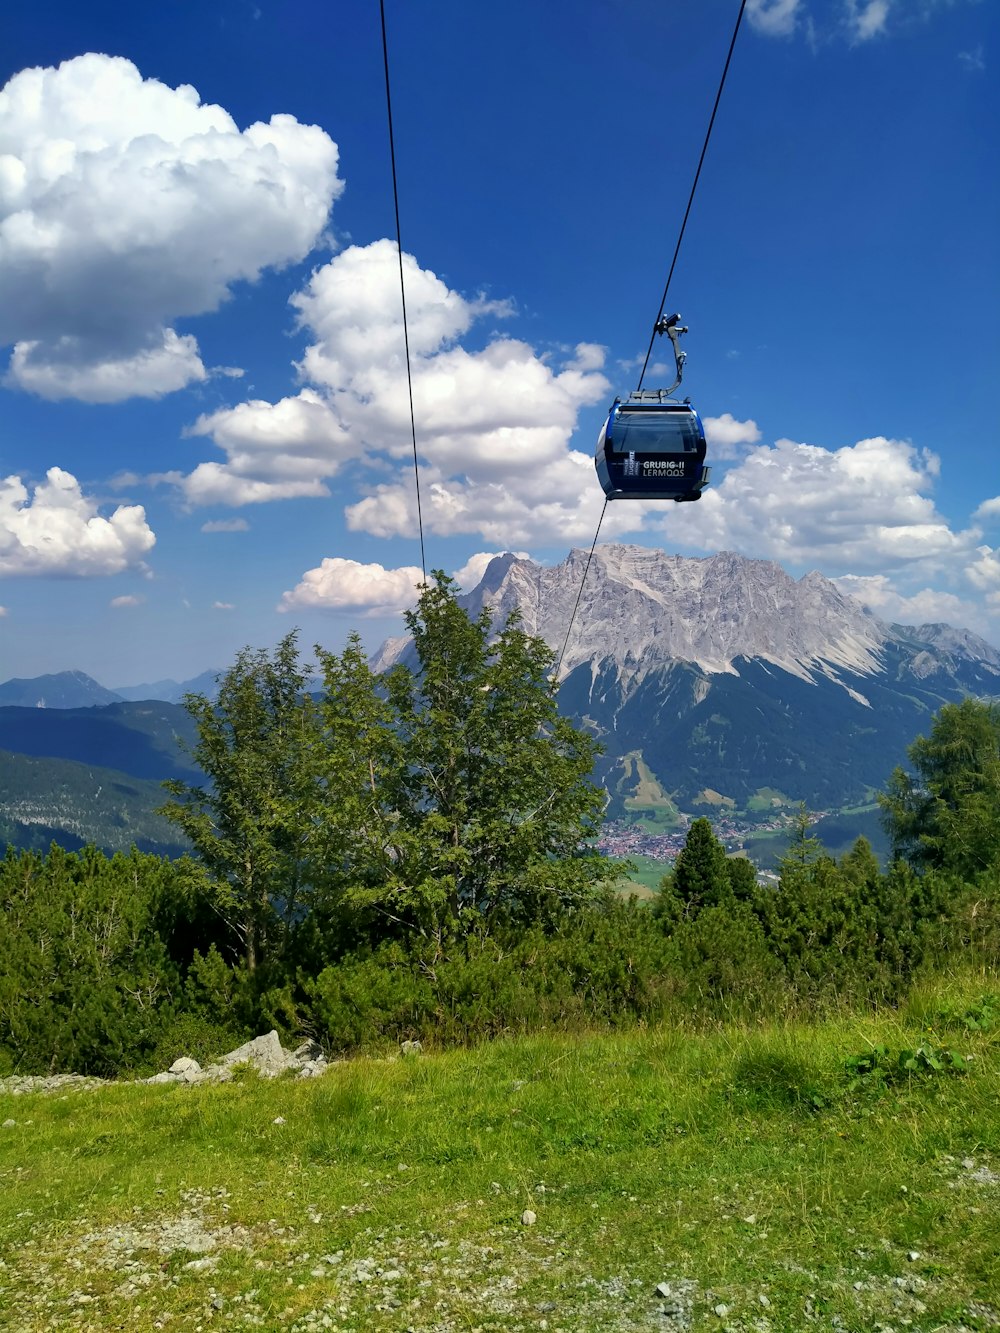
376,546 -> 1000,814
0,669 -> 221,709
3,546 -> 1000,857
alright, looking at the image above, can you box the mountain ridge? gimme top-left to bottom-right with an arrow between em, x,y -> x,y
374,545 -> 1000,812
0,669 -> 222,709
376,545 -> 999,694
4,547 -> 999,850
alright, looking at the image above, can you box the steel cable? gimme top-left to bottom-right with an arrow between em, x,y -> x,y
380,0 -> 427,582
636,0 -> 748,391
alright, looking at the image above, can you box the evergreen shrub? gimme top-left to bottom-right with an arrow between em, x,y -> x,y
307,900 -> 682,1051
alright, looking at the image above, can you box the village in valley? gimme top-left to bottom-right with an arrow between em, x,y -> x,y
597,808 -> 827,864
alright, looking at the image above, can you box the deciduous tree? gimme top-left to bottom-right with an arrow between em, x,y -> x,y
159,633 -> 315,971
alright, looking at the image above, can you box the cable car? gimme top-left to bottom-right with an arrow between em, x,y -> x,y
595,314 -> 711,502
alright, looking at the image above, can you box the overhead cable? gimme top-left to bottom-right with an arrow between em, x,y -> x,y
559,1 -> 747,684
554,498 -> 608,684
636,0 -> 748,391
380,0 -> 427,582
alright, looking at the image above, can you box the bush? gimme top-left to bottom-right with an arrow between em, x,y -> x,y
306,902 -> 682,1051
671,901 -> 785,1019
141,1013 -> 251,1077
0,846 -> 185,1074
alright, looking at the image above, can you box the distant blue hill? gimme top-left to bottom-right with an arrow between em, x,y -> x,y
0,671 -> 123,708
0,668 -> 222,708
113,669 -> 222,703
0,701 -> 200,784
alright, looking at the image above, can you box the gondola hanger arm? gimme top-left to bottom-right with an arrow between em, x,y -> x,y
653,312 -> 688,396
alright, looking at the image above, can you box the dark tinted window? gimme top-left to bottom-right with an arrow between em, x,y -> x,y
613,410 -> 700,453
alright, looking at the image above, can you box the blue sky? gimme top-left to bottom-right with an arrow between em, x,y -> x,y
1,0 -> 997,686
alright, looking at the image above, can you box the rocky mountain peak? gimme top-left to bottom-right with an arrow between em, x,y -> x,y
459,545 -> 887,692
894,622 -> 1000,669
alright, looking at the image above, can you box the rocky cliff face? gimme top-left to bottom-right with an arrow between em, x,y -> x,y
460,546 -> 888,692
374,545 -> 1000,811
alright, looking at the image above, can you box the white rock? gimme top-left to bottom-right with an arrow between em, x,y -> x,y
521,1209 -> 537,1226
219,1030 -> 290,1077
169,1057 -> 201,1075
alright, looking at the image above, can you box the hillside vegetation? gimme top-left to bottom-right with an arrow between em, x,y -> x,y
0,749 -> 189,856
1,977 -> 998,1331
1,581 -> 998,1080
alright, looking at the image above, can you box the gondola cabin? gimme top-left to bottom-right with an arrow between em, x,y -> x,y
595,390 -> 710,502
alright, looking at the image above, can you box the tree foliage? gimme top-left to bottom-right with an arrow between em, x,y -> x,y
160,577 -> 618,971
159,633 -> 315,971
374,576 -> 614,935
0,847 -> 179,1073
6,634 -> 999,1075
880,698 -> 1000,879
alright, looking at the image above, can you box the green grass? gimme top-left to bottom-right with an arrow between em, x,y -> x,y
616,853 -> 670,897
745,787 -> 796,813
620,754 -> 683,828
624,807 -> 681,834
1,972 -> 998,1331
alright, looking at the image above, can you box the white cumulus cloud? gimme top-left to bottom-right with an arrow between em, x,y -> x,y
181,240 -> 615,545
184,388 -> 354,506
0,467 -> 155,576
657,435 -> 970,572
703,413 -> 762,459
966,546 -> 1000,593
832,573 -> 978,627
747,0 -> 802,37
0,53 -> 342,402
110,594 -> 142,608
8,329 -> 206,403
278,557 -> 425,615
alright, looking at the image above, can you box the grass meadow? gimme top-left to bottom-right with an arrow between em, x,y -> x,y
1,970 -> 997,1332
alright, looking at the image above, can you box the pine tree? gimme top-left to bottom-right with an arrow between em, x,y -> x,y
670,817 -> 733,918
